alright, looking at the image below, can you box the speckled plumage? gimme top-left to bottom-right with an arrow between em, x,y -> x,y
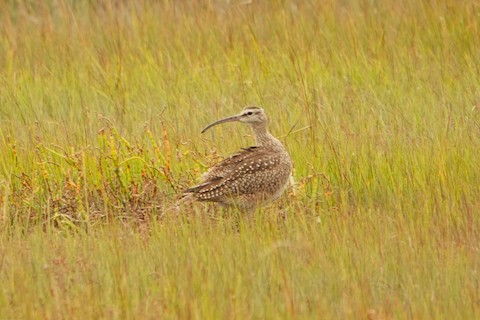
184,106 -> 292,209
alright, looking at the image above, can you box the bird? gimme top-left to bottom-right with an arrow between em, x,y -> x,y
182,106 -> 292,210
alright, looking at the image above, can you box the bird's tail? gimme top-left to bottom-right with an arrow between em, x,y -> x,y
163,193 -> 196,213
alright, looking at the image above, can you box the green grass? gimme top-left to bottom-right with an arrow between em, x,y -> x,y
0,0 -> 479,318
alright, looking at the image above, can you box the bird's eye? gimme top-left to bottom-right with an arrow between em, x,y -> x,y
247,112 -> 253,115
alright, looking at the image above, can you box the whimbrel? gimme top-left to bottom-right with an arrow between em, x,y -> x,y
183,106 -> 292,209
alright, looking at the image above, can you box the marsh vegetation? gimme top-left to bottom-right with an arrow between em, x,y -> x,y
0,1 -> 479,318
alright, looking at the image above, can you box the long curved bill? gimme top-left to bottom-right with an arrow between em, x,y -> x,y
201,115 -> 240,133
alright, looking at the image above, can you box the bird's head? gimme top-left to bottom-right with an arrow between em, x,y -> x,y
201,106 -> 267,133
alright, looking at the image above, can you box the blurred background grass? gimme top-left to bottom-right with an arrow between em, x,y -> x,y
0,0 -> 479,318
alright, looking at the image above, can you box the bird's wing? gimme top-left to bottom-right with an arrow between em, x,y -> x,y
185,147 -> 289,201
198,146 -> 261,182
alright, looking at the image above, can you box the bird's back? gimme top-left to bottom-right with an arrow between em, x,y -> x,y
184,145 -> 292,209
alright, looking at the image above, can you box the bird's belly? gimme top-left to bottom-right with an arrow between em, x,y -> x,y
270,179 -> 290,202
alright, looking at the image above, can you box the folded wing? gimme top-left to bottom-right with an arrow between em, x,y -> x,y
184,146 -> 289,202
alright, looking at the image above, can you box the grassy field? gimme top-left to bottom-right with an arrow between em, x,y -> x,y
1,0 -> 479,318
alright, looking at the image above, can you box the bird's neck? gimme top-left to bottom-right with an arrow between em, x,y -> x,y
251,124 -> 284,150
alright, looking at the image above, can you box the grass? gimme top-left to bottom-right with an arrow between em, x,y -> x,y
0,0 -> 479,318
